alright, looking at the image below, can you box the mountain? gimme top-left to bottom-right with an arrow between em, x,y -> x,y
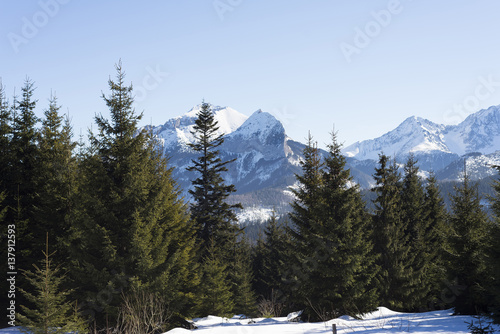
343,105 -> 500,173
151,104 -> 500,225
153,105 -> 248,151
150,106 -> 307,223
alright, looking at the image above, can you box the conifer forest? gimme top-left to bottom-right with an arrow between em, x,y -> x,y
2,64 -> 500,333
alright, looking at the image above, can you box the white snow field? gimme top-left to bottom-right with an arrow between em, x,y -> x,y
166,307 -> 500,334
2,307 -> 499,333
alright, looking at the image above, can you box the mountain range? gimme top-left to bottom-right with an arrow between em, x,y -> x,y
150,104 -> 500,224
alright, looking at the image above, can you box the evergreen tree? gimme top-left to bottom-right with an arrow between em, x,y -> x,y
488,165 -> 500,322
18,235 -> 87,334
0,80 -> 12,186
287,133 -> 323,308
400,155 -> 429,310
69,62 -> 197,326
230,237 -> 258,316
196,239 -> 234,317
291,132 -> 378,319
422,172 -> 449,309
446,167 -> 491,315
254,211 -> 289,300
372,154 -> 413,310
34,94 -> 77,266
187,101 -> 242,257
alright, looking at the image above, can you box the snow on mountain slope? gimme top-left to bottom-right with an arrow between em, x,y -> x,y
443,105 -> 500,155
343,116 -> 448,161
343,105 -> 500,162
153,105 -> 248,150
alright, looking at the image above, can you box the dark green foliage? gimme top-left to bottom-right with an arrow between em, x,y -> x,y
8,79 -> 40,255
196,240 -> 234,317
18,236 -> 87,334
422,172 -> 449,309
187,101 -> 242,256
69,62 -> 197,325
254,211 -> 290,302
487,165 -> 500,322
289,132 -> 378,320
446,169 -> 491,315
372,154 -> 413,310
34,94 -> 77,266
466,315 -> 496,334
400,155 -> 442,310
0,80 -> 12,184
230,237 -> 258,316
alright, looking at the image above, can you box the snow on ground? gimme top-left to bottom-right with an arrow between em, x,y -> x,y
2,307 -> 499,334
165,307 -> 500,334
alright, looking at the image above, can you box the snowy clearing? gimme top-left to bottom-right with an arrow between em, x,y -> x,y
166,307 -> 500,334
2,307 -> 499,334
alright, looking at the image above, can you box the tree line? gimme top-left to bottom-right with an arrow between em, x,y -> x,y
1,63 -> 500,332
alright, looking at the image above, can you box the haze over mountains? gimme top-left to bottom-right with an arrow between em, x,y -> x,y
150,104 -> 500,223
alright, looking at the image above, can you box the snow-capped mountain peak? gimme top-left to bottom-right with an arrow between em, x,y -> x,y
343,104 -> 500,162
343,115 -> 447,161
152,105 -> 248,150
228,109 -> 285,144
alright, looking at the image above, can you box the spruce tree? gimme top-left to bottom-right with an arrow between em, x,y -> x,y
400,155 -> 428,310
18,235 -> 87,334
488,165 -> 500,322
287,133 -> 323,308
255,211 -> 289,300
0,80 -> 12,185
291,132 -> 378,319
230,237 -> 258,316
187,101 -> 242,257
69,62 -> 197,326
372,154 -> 413,310
34,94 -> 77,266
446,167 -> 491,315
422,172 -> 449,309
196,239 -> 234,317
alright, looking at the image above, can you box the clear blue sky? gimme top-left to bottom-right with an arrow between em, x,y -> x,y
2,1 -> 500,148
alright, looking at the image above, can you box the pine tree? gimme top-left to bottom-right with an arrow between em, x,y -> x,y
18,234 -> 87,334
488,165 -> 500,322
229,237 -> 258,317
255,211 -> 289,300
69,62 -> 198,326
34,94 -> 77,266
187,101 -> 242,257
287,133 -> 323,308
422,172 -> 449,309
196,239 -> 234,317
446,167 -> 491,315
291,132 -> 378,319
0,80 -> 12,186
372,154 -> 413,310
400,155 -> 429,310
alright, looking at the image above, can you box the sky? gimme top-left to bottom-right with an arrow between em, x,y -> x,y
2,1 -> 500,148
